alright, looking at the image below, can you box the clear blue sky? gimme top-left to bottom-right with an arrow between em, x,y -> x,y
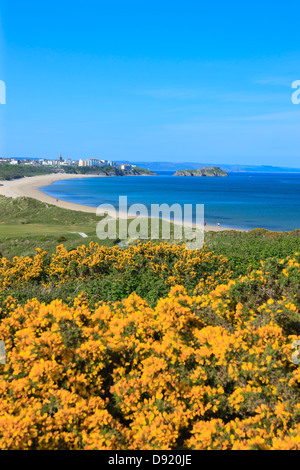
0,0 -> 299,167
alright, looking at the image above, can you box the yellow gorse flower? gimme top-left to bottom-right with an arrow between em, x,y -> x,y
0,244 -> 299,450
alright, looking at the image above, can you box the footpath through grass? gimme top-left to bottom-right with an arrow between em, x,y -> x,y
0,196 -> 178,258
0,196 -> 107,257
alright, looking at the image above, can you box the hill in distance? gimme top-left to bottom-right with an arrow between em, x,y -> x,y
118,161 -> 300,173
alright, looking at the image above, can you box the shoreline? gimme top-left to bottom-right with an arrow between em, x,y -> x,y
0,173 -> 103,214
0,172 -> 244,232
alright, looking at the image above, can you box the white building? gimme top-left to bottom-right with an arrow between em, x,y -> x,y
79,158 -> 101,167
89,159 -> 101,167
46,160 -> 60,166
121,164 -> 132,170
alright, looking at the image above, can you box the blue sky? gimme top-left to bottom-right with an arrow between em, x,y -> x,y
0,0 -> 299,167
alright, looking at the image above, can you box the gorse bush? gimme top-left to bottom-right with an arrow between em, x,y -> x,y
0,243 -> 300,449
0,242 -> 231,309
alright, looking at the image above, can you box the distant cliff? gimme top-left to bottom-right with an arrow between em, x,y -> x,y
174,167 -> 228,177
64,166 -> 157,177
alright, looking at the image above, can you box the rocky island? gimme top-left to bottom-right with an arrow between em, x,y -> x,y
174,167 -> 228,177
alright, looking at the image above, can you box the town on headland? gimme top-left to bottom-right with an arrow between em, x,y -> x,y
0,154 -> 157,179
0,156 -> 229,180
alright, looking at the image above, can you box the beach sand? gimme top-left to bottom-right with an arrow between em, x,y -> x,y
0,172 -> 241,232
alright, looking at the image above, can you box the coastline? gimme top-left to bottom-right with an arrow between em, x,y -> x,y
0,173 -> 103,214
0,172 -> 243,232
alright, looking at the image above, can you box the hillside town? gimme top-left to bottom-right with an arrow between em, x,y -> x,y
0,154 -> 136,171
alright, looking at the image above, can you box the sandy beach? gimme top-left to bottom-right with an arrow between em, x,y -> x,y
0,172 -> 240,232
0,173 -> 103,213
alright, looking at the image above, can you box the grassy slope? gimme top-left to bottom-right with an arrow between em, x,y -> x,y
64,165 -> 156,176
204,228 -> 300,275
0,196 -> 174,257
0,195 -> 300,269
0,196 -> 109,257
0,164 -> 55,180
0,163 -> 155,182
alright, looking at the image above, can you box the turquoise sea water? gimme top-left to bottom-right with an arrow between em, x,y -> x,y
40,171 -> 300,231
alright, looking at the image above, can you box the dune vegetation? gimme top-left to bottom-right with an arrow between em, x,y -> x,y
0,196 -> 300,450
0,230 -> 300,449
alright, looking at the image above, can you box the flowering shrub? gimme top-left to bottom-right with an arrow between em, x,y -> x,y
0,242 -> 231,309
0,248 -> 300,449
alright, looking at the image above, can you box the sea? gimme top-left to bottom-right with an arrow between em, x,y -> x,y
40,171 -> 300,232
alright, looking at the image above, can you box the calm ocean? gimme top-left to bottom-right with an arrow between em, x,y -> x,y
40,171 -> 300,231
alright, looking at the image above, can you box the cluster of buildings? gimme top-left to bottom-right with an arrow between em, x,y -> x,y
0,154 -> 77,167
78,159 -> 136,170
78,158 -> 116,168
0,154 -> 135,170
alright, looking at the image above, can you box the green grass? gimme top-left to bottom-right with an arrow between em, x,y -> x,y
204,228 -> 300,275
0,163 -> 55,180
1,195 -> 300,269
63,165 -> 156,176
0,196 -> 111,257
0,195 -> 99,225
1,194 -> 300,311
0,163 -> 155,183
0,196 -> 179,257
